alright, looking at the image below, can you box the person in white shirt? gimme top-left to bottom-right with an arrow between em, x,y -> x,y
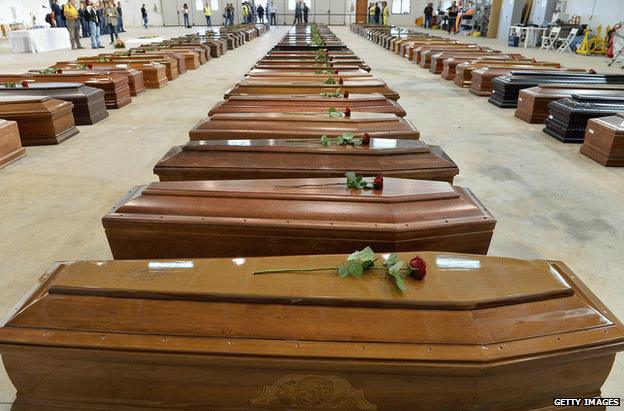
269,2 -> 277,25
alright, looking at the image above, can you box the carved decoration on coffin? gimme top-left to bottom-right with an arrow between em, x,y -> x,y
251,374 -> 378,410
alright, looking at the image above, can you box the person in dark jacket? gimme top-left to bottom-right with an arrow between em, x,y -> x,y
86,1 -> 103,48
424,2 -> 433,29
79,3 -> 90,37
116,2 -> 125,32
97,4 -> 108,34
374,2 -> 380,24
447,2 -> 458,33
104,0 -> 119,44
303,3 -> 309,23
257,4 -> 264,23
52,0 -> 63,27
141,4 -> 148,28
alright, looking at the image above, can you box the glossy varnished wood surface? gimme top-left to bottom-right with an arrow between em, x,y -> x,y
580,113 -> 624,166
0,252 -> 622,409
72,59 -> 168,88
48,63 -> 146,96
0,119 -> 25,167
153,138 -> 458,182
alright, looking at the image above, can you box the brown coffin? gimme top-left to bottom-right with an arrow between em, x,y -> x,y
130,49 -> 194,71
224,79 -> 400,101
75,59 -> 168,88
412,44 -> 480,64
0,96 -> 79,145
454,62 -> 560,88
253,63 -> 365,72
103,178 -> 495,259
207,94 -> 407,117
246,69 -> 374,79
515,84 -> 624,123
429,52 -> 522,74
580,113 -> 624,166
441,57 -> 533,81
0,119 -> 25,167
92,54 -> 179,80
469,68 -> 590,97
4,253 -> 623,410
419,46 -> 488,68
255,59 -> 370,71
48,63 -> 145,96
0,72 -> 131,109
154,138 -> 458,183
138,47 -> 202,69
0,82 -> 108,126
402,40 -> 455,60
189,112 -> 419,140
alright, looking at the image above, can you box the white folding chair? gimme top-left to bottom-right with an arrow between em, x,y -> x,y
541,26 -> 561,50
557,28 -> 579,52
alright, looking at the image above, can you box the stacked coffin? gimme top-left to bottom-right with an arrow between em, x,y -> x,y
2,24 -> 623,411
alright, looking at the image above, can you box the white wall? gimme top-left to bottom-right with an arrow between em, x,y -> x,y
120,0 -> 164,27
0,0 -> 50,26
563,0 -> 624,30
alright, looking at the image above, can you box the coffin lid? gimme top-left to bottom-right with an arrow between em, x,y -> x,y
0,82 -> 83,90
0,95 -> 51,104
179,138 -> 429,155
207,111 -> 400,123
539,83 -> 624,91
588,114 -> 624,136
226,93 -> 388,102
2,252 -> 623,363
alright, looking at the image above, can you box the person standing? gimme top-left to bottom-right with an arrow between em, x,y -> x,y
141,4 -> 148,28
241,2 -> 249,23
86,1 -> 103,49
303,2 -> 309,23
256,4 -> 264,23
52,0 -> 63,27
78,2 -> 90,38
104,1 -> 118,45
424,2 -> 433,29
182,3 -> 190,27
97,2 -> 107,34
116,2 -> 125,32
374,2 -> 380,24
368,3 -> 374,23
382,1 -> 389,25
269,2 -> 276,25
447,1 -> 458,33
203,2 -> 212,26
293,1 -> 301,24
64,0 -> 83,49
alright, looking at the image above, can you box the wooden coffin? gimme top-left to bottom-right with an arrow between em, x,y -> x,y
580,113 -> 624,166
125,50 -> 187,74
0,82 -> 107,126
515,84 -> 624,123
0,119 -> 25,168
402,40 -> 455,60
255,59 -> 370,71
166,43 -> 211,63
189,112 -> 419,140
419,46 -> 488,68
202,40 -> 224,58
246,69 -> 374,80
253,63 -> 366,72
90,55 -> 179,80
154,138 -> 458,183
49,63 -> 146,96
75,59 -> 168,88
489,72 -> 624,108
134,47 -> 202,69
207,94 -> 406,117
2,252 -> 623,410
411,44 -> 480,64
470,68 -> 589,97
429,53 -> 523,74
441,57 -> 532,81
543,95 -> 624,143
224,79 -> 400,101
454,62 -> 560,88
0,72 -> 131,109
103,178 -> 495,259
0,96 -> 79,145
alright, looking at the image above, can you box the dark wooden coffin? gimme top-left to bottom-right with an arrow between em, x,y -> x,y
154,138 -> 458,183
515,84 -> 624,123
255,59 -> 370,71
470,68 -> 590,97
5,252 -> 622,410
441,57 -> 533,81
0,82 -> 107,126
429,52 -> 518,74
580,113 -> 624,166
0,96 -> 79,145
75,59 -> 168,88
489,72 -> 624,108
189,112 -> 419,140
90,54 -> 178,80
246,69 -> 374,80
544,95 -> 624,143
48,63 -> 145,96
0,119 -> 25,168
103,178 -> 495,259
224,79 -> 400,101
454,62 -> 560,88
1,72 -> 131,109
207,94 -> 406,117
253,63 -> 366,72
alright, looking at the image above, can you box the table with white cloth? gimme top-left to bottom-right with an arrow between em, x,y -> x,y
124,37 -> 165,49
508,26 -> 549,48
8,28 -> 71,53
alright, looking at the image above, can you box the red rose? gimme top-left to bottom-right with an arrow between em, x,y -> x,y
87,64 -> 93,69
58,69 -> 62,74
409,256 -> 427,280
362,132 -> 370,145
373,175 -> 383,190
338,77 -> 344,84
344,107 -> 351,117
21,80 -> 29,88
343,91 -> 349,98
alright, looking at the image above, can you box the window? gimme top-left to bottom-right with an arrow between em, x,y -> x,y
391,0 -> 410,14
211,0 -> 219,11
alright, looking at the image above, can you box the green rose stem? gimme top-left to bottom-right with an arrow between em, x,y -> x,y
253,266 -> 414,275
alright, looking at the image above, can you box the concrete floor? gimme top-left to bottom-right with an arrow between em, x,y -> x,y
0,25 -> 623,407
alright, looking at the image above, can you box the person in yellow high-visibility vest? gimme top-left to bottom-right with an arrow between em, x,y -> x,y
382,1 -> 389,25
204,2 -> 212,26
242,2 -> 249,23
368,3 -> 375,23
